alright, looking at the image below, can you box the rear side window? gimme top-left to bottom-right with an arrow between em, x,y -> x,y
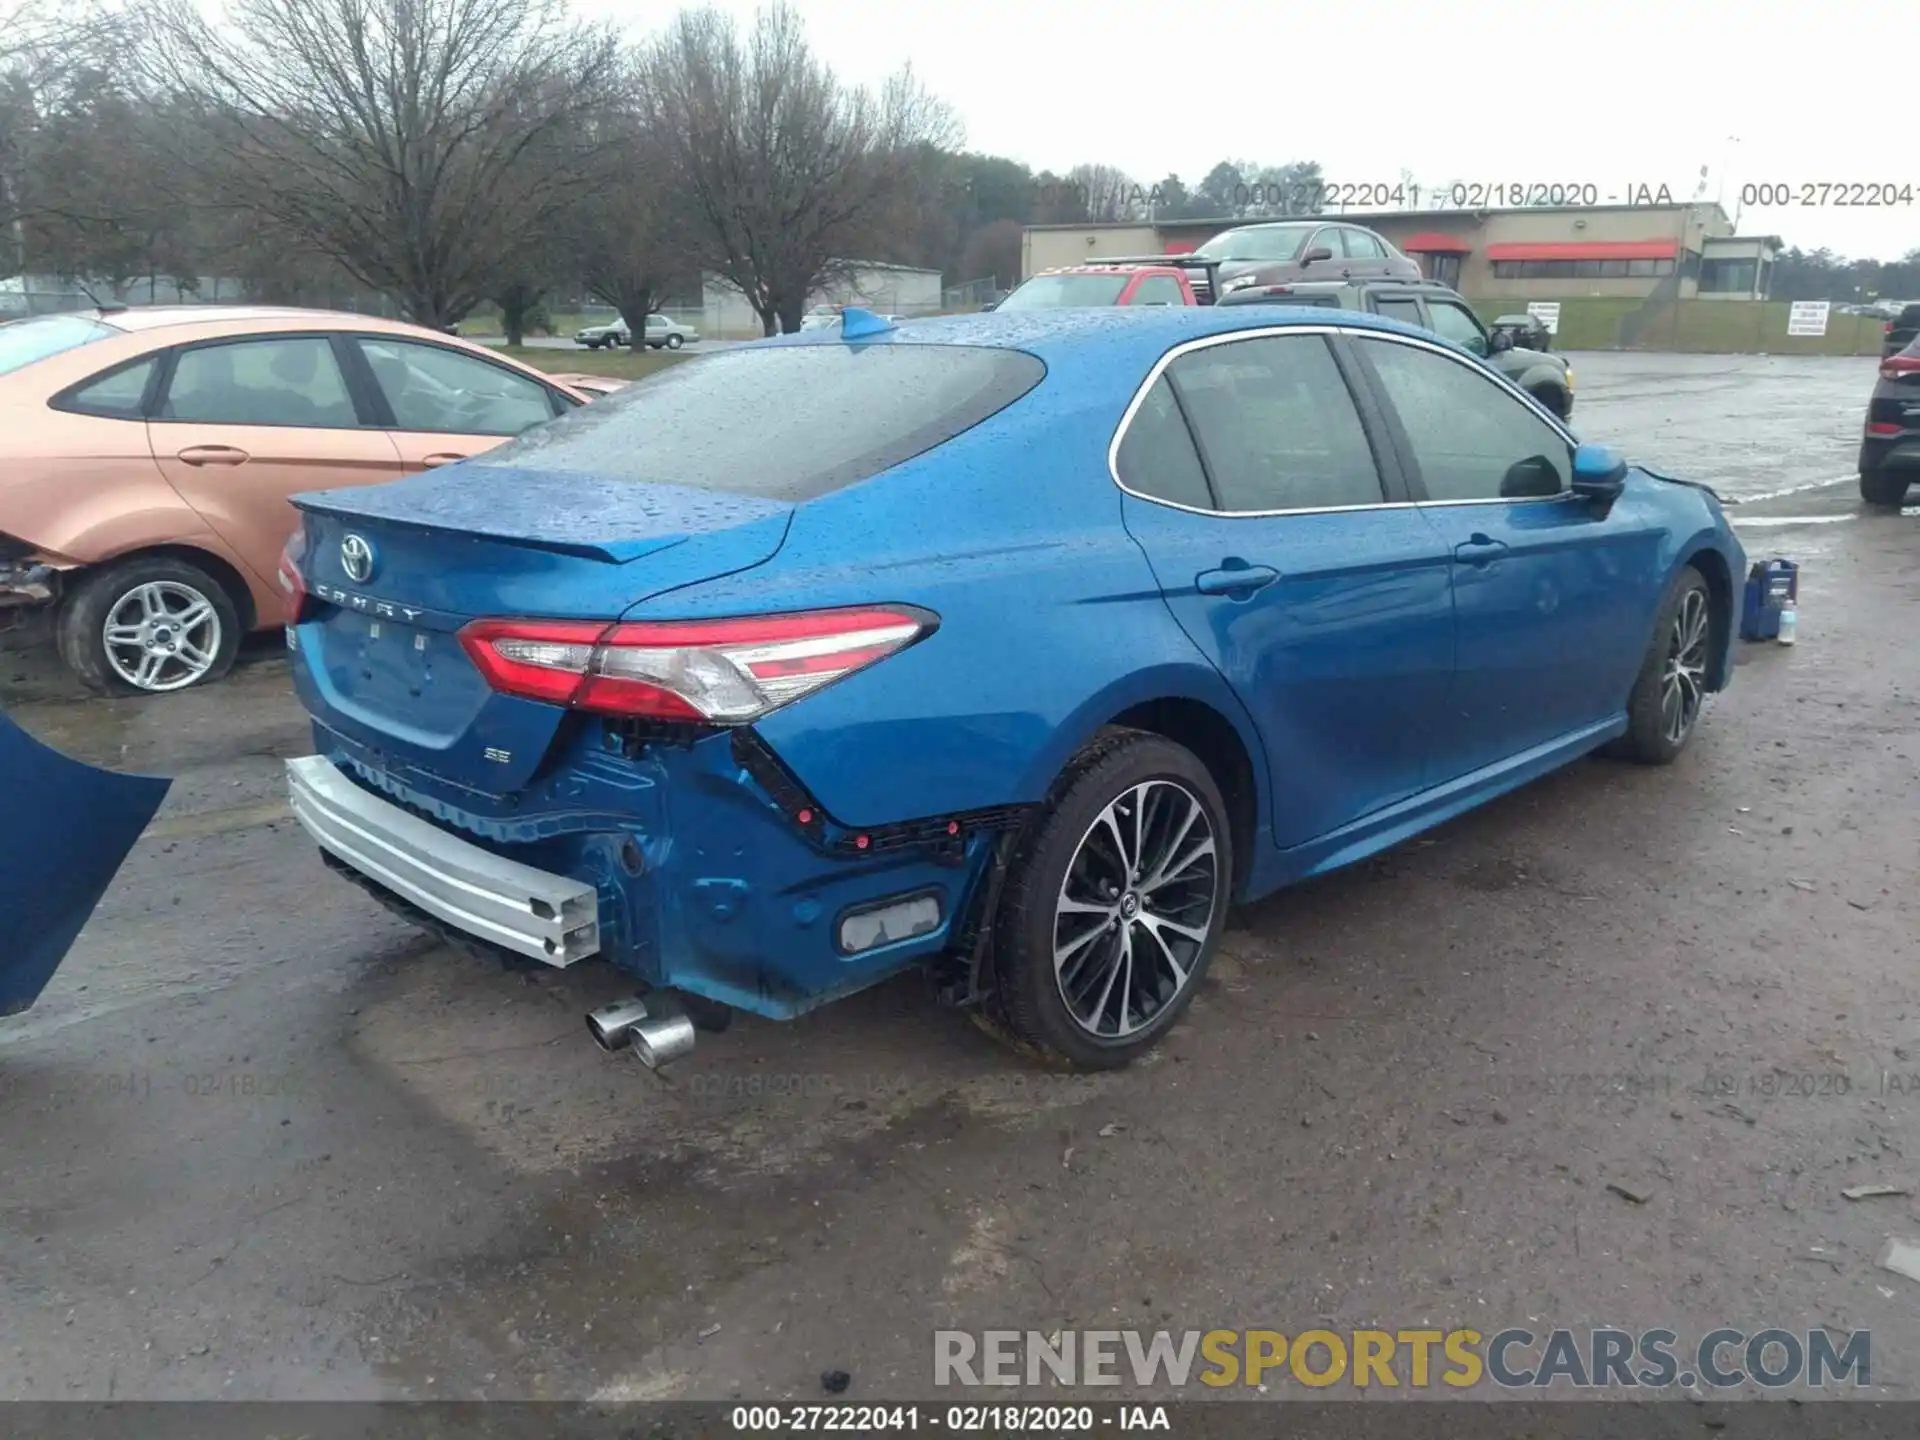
1127,275 -> 1186,306
471,343 -> 1046,501
1375,298 -> 1424,327
56,356 -> 158,418
1115,376 -> 1211,509
160,337 -> 359,427
0,315 -> 118,377
1165,334 -> 1384,512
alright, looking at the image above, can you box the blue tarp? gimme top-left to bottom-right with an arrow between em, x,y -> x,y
0,707 -> 169,1015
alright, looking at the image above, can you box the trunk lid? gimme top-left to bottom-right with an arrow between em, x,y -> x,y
289,466 -> 792,791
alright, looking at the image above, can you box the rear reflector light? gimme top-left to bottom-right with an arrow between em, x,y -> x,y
277,530 -> 310,622
1866,422 -> 1903,435
837,892 -> 942,954
1880,354 -> 1920,380
459,606 -> 936,722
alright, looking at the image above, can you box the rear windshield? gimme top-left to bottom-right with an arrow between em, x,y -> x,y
470,342 -> 1046,501
0,314 -> 118,377
999,274 -> 1131,309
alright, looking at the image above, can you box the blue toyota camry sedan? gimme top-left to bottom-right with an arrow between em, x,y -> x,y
279,305 -> 1744,1070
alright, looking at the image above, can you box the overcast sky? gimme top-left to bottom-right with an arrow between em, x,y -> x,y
590,0 -> 1916,262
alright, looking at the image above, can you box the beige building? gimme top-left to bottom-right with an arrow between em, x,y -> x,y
1022,204 -> 1781,302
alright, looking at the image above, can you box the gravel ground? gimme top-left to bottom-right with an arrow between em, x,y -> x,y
3,352 -> 1917,1408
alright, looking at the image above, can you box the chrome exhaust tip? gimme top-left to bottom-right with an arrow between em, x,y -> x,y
629,1008 -> 698,1070
586,997 -> 654,1053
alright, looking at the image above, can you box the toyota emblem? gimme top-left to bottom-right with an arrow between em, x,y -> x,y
340,534 -> 375,584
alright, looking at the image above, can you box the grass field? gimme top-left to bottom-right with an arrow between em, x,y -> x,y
505,346 -> 693,380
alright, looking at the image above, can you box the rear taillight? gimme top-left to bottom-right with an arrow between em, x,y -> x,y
1866,422 -> 1903,435
1879,353 -> 1920,381
458,606 -> 936,723
277,530 -> 310,622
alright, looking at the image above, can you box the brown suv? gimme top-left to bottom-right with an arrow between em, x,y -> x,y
0,306 -> 596,694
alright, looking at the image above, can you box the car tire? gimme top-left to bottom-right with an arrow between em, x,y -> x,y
56,554 -> 241,696
1529,384 -> 1570,419
989,728 -> 1232,1070
665,333 -> 684,350
1860,468 -> 1910,507
1608,566 -> 1712,766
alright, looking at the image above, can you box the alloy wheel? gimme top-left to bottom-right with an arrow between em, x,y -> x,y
102,581 -> 223,692
1052,780 -> 1218,1039
1660,587 -> 1709,746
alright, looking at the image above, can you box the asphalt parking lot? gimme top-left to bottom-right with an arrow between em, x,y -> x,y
4,350 -> 1918,1404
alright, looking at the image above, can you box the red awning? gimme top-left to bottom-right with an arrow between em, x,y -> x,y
1401,231 -> 1473,254
1162,240 -> 1197,255
1485,239 -> 1679,261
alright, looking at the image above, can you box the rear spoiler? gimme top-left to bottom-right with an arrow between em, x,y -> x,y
1078,254 -> 1223,303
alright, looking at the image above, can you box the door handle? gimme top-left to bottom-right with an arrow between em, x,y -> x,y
1452,533 -> 1510,568
175,445 -> 249,466
420,452 -> 466,468
1195,564 -> 1279,597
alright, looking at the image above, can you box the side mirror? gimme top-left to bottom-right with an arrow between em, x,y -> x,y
1302,245 -> 1335,266
1570,443 -> 1628,501
1489,330 -> 1515,353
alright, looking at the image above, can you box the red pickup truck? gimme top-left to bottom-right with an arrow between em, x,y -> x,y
995,263 -> 1202,310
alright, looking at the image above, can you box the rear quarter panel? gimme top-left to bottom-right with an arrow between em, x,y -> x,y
620,361 -> 1273,836
0,362 -> 213,565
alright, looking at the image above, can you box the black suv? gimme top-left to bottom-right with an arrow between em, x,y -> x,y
1216,277 -> 1576,419
1884,303 -> 1920,359
1860,334 -> 1920,505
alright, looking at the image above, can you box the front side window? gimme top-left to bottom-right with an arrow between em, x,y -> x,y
1164,334 -> 1383,512
470,343 -> 1046,502
160,337 -> 359,427
1427,301 -> 1488,355
357,339 -> 555,436
1357,337 -> 1569,503
1114,375 -> 1210,509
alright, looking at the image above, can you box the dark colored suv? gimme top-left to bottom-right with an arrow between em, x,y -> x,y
1217,277 -> 1576,419
1884,304 -> 1920,359
1860,336 -> 1920,505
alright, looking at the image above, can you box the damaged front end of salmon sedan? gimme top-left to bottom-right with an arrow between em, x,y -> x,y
0,531 -> 64,616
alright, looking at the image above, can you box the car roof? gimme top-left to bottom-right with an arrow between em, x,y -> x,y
92,305 -> 444,336
746,304 -> 1443,367
1037,265 -> 1179,276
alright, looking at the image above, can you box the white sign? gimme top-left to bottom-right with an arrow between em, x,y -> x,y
1788,300 -> 1830,337
1526,301 -> 1561,335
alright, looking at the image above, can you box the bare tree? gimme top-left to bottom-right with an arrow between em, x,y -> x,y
137,0 -> 620,328
0,0 -> 124,273
1066,163 -> 1143,223
566,67 -> 697,342
642,4 -> 958,335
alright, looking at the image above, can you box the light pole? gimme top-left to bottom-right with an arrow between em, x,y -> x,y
1724,136 -> 1743,226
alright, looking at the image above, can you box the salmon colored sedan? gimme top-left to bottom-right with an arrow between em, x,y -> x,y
0,306 -> 598,694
